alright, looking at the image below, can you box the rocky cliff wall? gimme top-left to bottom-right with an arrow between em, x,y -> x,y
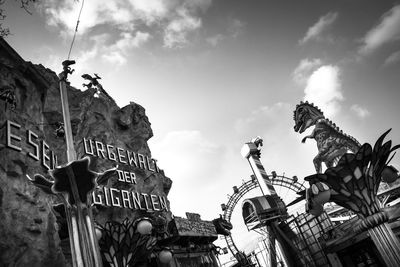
0,39 -> 172,266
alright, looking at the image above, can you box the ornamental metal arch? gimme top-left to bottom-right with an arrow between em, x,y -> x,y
220,174 -> 306,257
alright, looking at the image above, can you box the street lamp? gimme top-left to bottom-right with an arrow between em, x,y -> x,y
27,60 -> 116,267
158,249 -> 173,264
136,218 -> 153,235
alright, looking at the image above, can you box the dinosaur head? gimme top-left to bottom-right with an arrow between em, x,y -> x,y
293,101 -> 324,133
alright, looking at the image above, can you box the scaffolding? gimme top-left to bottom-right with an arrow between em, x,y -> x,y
285,212 -> 334,267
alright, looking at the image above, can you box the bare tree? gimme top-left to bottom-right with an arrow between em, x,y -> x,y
0,0 -> 37,37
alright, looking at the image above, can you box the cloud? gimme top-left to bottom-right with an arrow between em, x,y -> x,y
359,5 -> 400,55
206,34 -> 225,46
293,60 -> 344,117
102,51 -> 127,66
183,0 -> 212,13
38,0 -> 134,35
38,0 -> 212,49
299,12 -> 338,45
163,7 -> 202,48
228,18 -> 245,38
41,30 -> 150,90
234,102 -> 317,179
234,102 -> 300,153
115,31 -> 151,50
162,0 -> 213,48
234,102 -> 291,135
206,18 -> 244,47
350,104 -> 370,118
303,65 -> 343,117
42,32 -> 131,87
149,130 -> 225,217
384,50 -> 400,66
150,130 -> 225,182
58,30 -> 150,70
128,0 -> 170,24
292,58 -> 322,84
50,33 -> 109,74
102,31 -> 151,65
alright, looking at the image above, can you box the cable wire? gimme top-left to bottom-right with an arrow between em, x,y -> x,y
67,0 -> 85,60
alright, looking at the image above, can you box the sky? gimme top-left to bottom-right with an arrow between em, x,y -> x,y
2,0 -> 400,264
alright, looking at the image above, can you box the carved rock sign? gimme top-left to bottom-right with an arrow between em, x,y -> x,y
0,38 -> 173,266
174,214 -> 218,237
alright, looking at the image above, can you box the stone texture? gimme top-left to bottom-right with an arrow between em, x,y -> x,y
0,39 -> 172,266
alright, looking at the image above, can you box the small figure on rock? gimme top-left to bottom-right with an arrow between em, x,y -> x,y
82,73 -> 114,101
82,73 -> 101,90
54,122 -> 65,138
59,60 -> 75,84
0,84 -> 17,110
82,73 -> 105,98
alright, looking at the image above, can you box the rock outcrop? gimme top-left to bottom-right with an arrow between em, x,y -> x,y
0,38 -> 172,266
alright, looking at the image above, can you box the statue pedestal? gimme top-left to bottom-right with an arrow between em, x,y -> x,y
368,222 -> 400,266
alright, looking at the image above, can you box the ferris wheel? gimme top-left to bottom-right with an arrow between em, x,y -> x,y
216,137 -> 314,267
220,173 -> 306,259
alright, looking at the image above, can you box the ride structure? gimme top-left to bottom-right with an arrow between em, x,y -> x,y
218,133 -> 336,266
240,137 -> 311,267
220,173 -> 306,265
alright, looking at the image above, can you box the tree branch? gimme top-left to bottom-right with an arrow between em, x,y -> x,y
0,0 -> 36,37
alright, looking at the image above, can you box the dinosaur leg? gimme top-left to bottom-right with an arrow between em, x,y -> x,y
325,147 -> 347,168
314,146 -> 331,173
313,156 -> 323,173
302,129 -> 316,143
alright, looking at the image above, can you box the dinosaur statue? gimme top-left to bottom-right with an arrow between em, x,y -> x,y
293,101 -> 361,173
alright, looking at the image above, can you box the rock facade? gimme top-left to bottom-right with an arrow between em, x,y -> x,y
0,38 -> 172,266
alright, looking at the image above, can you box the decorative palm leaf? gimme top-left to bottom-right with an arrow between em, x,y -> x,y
305,129 -> 400,218
98,219 -> 157,267
29,157 -> 116,204
50,157 -> 97,204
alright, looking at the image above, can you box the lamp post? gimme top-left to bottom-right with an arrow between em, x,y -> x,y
59,60 -> 77,162
55,59 -> 104,267
28,60 -> 114,267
